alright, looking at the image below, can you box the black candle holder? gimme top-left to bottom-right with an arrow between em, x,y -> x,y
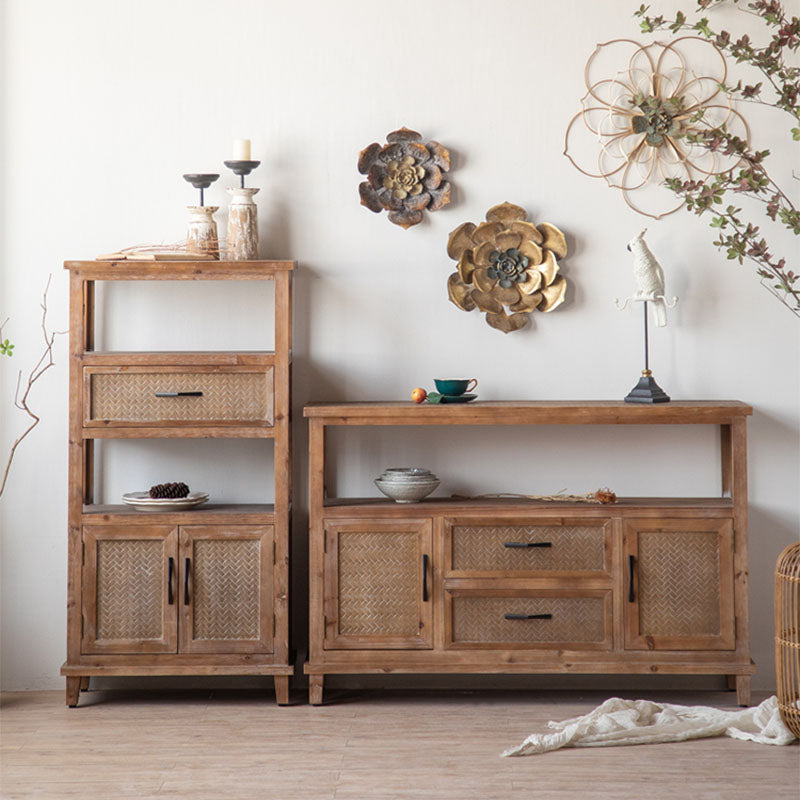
224,160 -> 261,188
182,173 -> 219,206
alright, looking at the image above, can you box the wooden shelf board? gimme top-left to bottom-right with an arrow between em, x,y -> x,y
320,496 -> 734,517
83,425 -> 276,439
80,351 -> 277,366
304,659 -> 756,676
304,400 -> 752,426
61,660 -> 293,677
81,503 -> 276,525
64,260 -> 295,280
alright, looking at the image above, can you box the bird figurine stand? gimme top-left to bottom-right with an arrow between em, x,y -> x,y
616,230 -> 678,404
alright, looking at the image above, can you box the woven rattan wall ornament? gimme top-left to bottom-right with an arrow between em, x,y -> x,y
358,127 -> 451,228
564,37 -> 748,220
447,202 -> 567,333
775,541 -> 800,737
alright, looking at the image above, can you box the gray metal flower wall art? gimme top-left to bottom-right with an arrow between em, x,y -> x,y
358,127 -> 451,228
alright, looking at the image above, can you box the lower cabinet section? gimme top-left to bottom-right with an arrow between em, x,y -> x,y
307,511 -> 752,705
323,520 -> 433,649
623,518 -> 735,651
82,524 -> 274,656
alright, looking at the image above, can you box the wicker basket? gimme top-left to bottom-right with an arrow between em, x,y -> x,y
775,541 -> 800,736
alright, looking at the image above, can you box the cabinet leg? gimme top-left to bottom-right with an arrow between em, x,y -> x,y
726,674 -> 737,691
80,676 -> 90,691
309,674 -> 324,706
66,677 -> 81,708
735,675 -> 751,707
274,676 -> 290,706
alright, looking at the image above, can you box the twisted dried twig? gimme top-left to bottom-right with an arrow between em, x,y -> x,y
0,277 -> 67,498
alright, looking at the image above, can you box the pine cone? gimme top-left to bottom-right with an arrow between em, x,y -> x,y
149,482 -> 190,499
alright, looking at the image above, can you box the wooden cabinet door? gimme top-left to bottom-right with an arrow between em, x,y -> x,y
82,526 -> 178,654
623,519 -> 735,650
323,520 -> 433,650
179,526 -> 274,654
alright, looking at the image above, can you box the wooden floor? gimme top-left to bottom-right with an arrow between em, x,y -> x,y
1,688 -> 797,799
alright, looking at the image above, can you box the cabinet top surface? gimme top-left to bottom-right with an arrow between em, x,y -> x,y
303,400 -> 752,424
64,260 -> 295,279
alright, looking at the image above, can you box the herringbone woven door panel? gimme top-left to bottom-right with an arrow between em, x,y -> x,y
624,519 -> 735,651
82,526 -> 178,654
86,368 -> 273,424
179,526 -> 273,654
324,520 -> 433,649
193,539 -> 261,640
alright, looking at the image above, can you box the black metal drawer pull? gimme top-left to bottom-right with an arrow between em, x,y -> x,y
155,391 -> 204,397
504,541 -> 552,548
167,557 -> 174,605
184,557 -> 191,604
504,613 -> 553,620
628,554 -> 636,603
422,554 -> 429,602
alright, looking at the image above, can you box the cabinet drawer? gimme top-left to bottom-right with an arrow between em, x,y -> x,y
446,519 -> 610,576
84,366 -> 274,426
447,591 -> 611,649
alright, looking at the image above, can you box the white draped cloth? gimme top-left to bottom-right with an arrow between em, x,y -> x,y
503,696 -> 795,757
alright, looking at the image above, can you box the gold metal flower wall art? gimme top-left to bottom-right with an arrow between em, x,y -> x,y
447,203 -> 568,334
564,37 -> 749,220
358,127 -> 451,228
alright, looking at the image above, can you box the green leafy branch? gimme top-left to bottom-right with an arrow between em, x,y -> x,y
634,0 -> 799,315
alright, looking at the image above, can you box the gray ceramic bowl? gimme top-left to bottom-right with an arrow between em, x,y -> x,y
374,477 -> 439,503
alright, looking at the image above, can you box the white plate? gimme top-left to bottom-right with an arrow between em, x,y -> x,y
122,491 -> 209,512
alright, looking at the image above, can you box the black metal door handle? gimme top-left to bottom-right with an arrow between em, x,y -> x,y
167,557 -> 174,605
503,541 -> 552,548
628,554 -> 636,603
422,554 -> 429,602
155,391 -> 204,397
504,613 -> 553,620
184,557 -> 191,604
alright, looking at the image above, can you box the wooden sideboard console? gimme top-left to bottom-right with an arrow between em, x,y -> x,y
304,401 -> 754,705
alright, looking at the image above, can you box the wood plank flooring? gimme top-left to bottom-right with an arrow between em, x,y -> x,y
1,689 -> 797,799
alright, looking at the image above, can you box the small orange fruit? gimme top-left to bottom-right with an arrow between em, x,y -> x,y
411,387 -> 427,404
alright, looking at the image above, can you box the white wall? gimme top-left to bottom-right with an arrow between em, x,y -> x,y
1,0 -> 797,692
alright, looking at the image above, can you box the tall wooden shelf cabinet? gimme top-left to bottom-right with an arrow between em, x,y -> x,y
61,260 -> 294,706
304,401 -> 755,706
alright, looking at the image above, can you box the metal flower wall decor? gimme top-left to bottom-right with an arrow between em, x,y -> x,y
564,36 -> 748,220
447,203 -> 567,334
358,127 -> 451,228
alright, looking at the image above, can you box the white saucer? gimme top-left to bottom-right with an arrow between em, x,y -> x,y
122,491 -> 209,512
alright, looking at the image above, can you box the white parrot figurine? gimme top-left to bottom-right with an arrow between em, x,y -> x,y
616,229 -> 677,326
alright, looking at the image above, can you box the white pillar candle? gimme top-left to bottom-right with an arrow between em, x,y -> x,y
233,138 -> 251,161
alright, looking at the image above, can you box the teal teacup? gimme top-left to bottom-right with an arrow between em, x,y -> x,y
433,378 -> 478,396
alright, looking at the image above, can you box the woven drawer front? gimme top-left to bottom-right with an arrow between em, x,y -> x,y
451,595 -> 606,645
338,531 -> 420,637
87,369 -> 273,423
192,539 -> 261,641
451,524 -> 606,572
96,539 -> 164,641
639,530 -> 721,637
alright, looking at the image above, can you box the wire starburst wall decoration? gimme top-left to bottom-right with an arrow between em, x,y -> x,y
564,36 -> 749,220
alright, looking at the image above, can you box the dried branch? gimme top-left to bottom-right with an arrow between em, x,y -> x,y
0,277 -> 67,498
